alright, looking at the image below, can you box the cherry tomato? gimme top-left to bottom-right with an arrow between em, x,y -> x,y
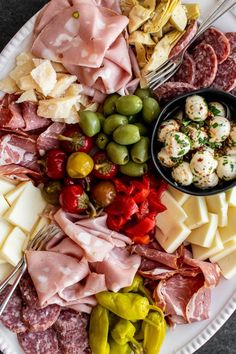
59,185 -> 90,214
45,149 -> 67,179
59,125 -> 93,154
93,152 -> 118,180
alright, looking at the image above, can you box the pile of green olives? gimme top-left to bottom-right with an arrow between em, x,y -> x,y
95,89 -> 161,177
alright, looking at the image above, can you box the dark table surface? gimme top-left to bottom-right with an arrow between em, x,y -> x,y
0,0 -> 235,353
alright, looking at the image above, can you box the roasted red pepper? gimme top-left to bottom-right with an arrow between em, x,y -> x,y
106,214 -> 127,232
132,235 -> 150,245
124,214 -> 156,238
59,185 -> 90,214
45,149 -> 67,179
106,196 -> 139,219
59,125 -> 93,154
93,152 -> 118,180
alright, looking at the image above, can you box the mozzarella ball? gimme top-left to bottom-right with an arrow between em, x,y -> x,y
226,146 -> 236,156
229,125 -> 236,146
209,102 -> 226,117
194,173 -> 219,189
157,148 -> 179,168
172,162 -> 193,186
216,156 -> 236,181
209,116 -> 231,143
190,150 -> 218,177
165,132 -> 191,158
185,125 -> 208,149
185,95 -> 208,122
157,119 -> 180,143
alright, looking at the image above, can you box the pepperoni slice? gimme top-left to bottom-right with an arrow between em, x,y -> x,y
212,56 -> 236,92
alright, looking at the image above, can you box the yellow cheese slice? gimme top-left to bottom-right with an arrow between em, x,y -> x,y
205,193 -> 228,227
0,194 -> 10,217
218,207 -> 236,243
210,239 -> 236,263
30,217 -> 49,240
155,223 -> 191,253
187,213 -> 218,247
183,196 -> 208,230
191,230 -> 224,261
216,250 -> 236,279
0,263 -> 14,282
0,220 -> 12,247
0,178 -> 15,195
5,181 -> 31,205
226,187 -> 236,207
167,185 -> 190,205
0,227 -> 27,266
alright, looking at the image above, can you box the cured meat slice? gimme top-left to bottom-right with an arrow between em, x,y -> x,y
225,32 -> 236,55
58,331 -> 89,354
154,82 -> 196,103
192,43 -> 218,88
0,134 -> 38,171
169,20 -> 198,58
186,287 -> 211,323
0,164 -> 42,182
196,28 -> 230,64
53,309 -> 88,333
0,286 -> 27,333
36,122 -> 65,155
19,272 -> 40,308
172,53 -> 196,85
0,94 -> 25,129
212,56 -> 236,92
22,304 -> 61,332
17,328 -> 59,354
21,102 -> 50,131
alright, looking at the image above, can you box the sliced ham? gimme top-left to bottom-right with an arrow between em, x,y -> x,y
21,102 -> 50,131
0,94 -> 25,129
36,122 -> 65,155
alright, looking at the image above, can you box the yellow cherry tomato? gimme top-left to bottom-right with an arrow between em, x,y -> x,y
67,152 -> 94,178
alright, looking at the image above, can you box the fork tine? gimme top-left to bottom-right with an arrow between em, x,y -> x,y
150,63 -> 183,91
30,226 -> 59,251
27,225 -> 48,249
145,60 -> 175,81
149,62 -> 180,88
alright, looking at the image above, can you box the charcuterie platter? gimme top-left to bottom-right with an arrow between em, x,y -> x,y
0,1 -> 235,354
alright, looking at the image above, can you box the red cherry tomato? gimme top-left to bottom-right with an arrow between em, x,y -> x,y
59,125 -> 93,154
45,149 -> 67,179
59,185 -> 90,214
93,152 -> 118,180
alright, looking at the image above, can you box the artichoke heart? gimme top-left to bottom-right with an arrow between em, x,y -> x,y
128,4 -> 154,33
120,0 -> 139,16
129,31 -> 156,46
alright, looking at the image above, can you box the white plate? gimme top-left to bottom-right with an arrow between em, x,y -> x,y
0,1 -> 235,353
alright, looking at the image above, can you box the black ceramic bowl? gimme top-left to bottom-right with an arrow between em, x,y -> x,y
151,88 -> 236,196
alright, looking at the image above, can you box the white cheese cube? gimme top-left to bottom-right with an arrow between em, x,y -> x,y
183,196 -> 208,230
30,217 -> 49,240
5,181 -> 31,205
38,96 -> 77,120
0,194 -> 9,217
191,230 -> 224,261
217,250 -> 236,279
187,213 -> 218,247
0,220 -> 12,247
31,60 -> 57,96
16,89 -> 38,103
155,223 -> 191,253
226,187 -> 236,207
0,227 -> 27,266
5,183 -> 46,233
50,74 -> 77,98
210,239 -> 236,263
218,207 -> 236,243
0,178 -> 15,195
167,185 -> 190,205
16,52 -> 34,66
10,61 -> 35,83
0,263 -> 14,282
205,193 -> 228,227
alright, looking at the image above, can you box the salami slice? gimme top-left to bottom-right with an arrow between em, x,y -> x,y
22,304 -> 61,332
225,32 -> 236,55
17,328 -> 59,354
172,53 -> 196,85
154,82 -> 196,103
0,286 -> 27,334
212,56 -> 236,92
19,272 -> 40,309
54,309 -> 88,333
192,43 -> 218,88
169,20 -> 198,58
230,87 -> 236,96
58,328 -> 89,354
196,28 -> 230,64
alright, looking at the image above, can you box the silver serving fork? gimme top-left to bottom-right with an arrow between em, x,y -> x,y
145,0 -> 236,91
0,225 -> 59,316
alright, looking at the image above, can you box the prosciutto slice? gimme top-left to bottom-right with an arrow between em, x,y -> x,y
21,102 -> 50,131
0,94 -> 25,129
36,122 -> 65,155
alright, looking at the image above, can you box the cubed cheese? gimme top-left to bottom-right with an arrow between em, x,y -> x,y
16,52 -> 34,66
0,76 -> 18,94
5,181 -> 31,205
18,75 -> 41,91
16,89 -> 38,103
226,187 -> 236,207
0,220 -> 12,247
30,217 -> 49,240
217,250 -> 236,279
5,183 -> 46,233
218,207 -> 236,243
155,223 -> 191,253
37,96 -> 77,120
167,185 -> 190,205
0,194 -> 9,216
0,227 -> 27,266
31,60 -> 57,96
10,61 -> 35,82
205,193 -> 228,227
210,239 -> 236,263
191,230 -> 224,261
50,74 -> 77,98
0,178 -> 15,195
187,213 -> 218,247
0,263 -> 14,282
183,196 -> 208,229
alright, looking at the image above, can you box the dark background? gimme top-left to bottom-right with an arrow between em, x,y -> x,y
0,0 -> 235,353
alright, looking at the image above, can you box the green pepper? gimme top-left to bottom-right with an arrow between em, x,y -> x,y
89,305 -> 110,354
142,310 -> 166,354
42,180 -> 62,205
122,275 -> 154,305
109,339 -> 132,354
111,319 -> 142,351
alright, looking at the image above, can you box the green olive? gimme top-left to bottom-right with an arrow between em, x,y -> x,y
79,111 -> 101,137
95,133 -> 110,150
103,94 -> 120,116
106,142 -> 129,165
103,114 -> 128,135
120,161 -> 148,177
113,124 -> 140,145
131,137 -> 150,164
134,88 -> 151,100
128,115 -> 138,124
96,112 -> 106,127
42,180 -> 62,205
116,95 -> 143,116
142,97 -> 161,124
134,123 -> 149,136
